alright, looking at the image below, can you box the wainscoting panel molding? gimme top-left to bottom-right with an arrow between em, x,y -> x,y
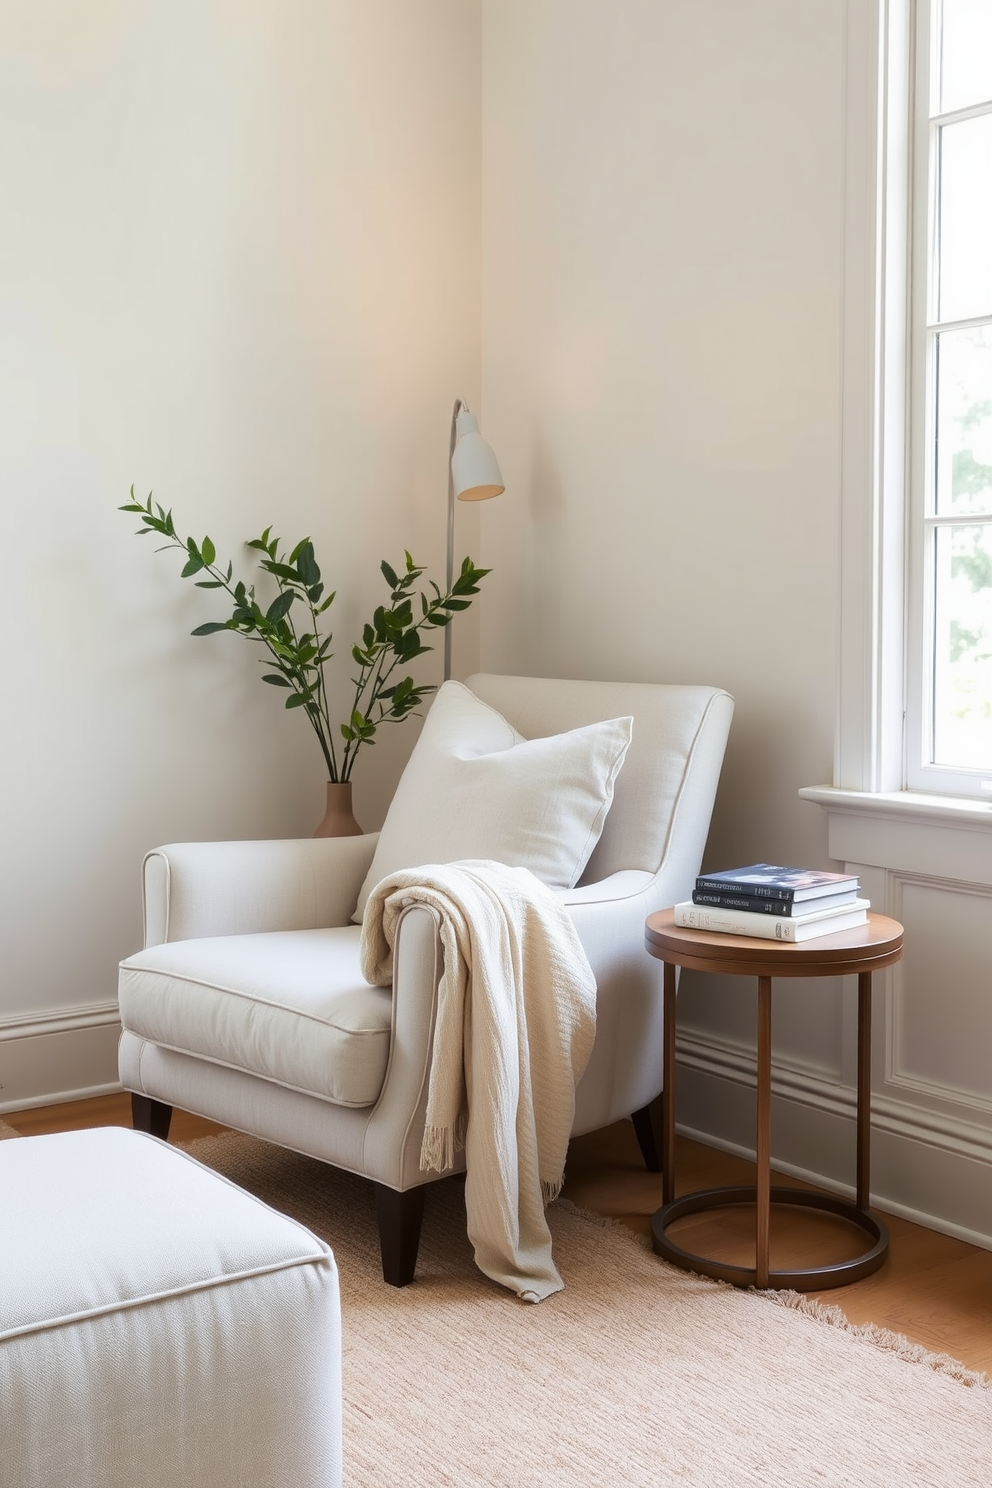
885,876 -> 992,1116
676,1028 -> 992,1248
677,792 -> 992,1251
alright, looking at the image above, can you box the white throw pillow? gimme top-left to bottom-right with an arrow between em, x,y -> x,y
353,681 -> 633,922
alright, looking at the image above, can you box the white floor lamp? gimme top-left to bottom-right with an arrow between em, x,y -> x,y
444,398 -> 504,680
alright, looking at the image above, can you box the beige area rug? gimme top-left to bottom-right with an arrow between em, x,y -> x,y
185,1131 -> 991,1488
0,1118 -> 20,1139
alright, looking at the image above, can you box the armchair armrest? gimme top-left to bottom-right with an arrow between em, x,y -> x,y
142,834 -> 380,946
561,870 -> 656,908
562,860 -> 701,949
561,868 -> 676,1136
561,871 -> 658,970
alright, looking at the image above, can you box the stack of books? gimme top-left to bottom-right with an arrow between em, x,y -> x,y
674,864 -> 869,942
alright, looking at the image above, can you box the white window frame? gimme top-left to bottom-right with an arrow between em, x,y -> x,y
835,0 -> 911,799
831,0 -> 992,819
904,0 -> 992,797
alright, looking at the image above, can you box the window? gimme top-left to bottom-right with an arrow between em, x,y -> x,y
906,0 -> 992,796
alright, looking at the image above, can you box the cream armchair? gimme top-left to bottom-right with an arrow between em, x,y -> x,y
118,675 -> 733,1285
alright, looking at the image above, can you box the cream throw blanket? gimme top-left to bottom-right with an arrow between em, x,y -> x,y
360,860 -> 597,1303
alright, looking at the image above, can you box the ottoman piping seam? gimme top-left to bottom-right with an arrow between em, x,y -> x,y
0,1251 -> 335,1343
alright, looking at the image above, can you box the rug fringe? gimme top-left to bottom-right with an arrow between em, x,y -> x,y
762,1288 -> 991,1389
553,1198 -> 991,1390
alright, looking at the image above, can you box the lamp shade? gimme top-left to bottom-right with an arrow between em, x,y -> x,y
451,408 -> 505,501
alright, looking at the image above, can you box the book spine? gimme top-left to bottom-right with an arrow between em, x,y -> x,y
676,903 -> 805,940
693,891 -> 796,915
695,877 -> 798,902
675,902 -> 869,941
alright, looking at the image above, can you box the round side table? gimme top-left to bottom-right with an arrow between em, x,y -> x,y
643,909 -> 904,1291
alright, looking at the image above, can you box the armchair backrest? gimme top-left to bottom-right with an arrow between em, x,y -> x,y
466,674 -> 734,886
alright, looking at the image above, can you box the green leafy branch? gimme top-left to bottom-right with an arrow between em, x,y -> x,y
120,488 -> 490,782
343,551 -> 486,778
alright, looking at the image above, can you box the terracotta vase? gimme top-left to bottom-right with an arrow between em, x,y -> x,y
313,781 -> 363,838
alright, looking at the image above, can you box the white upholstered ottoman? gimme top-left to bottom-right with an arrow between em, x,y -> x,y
0,1127 -> 342,1488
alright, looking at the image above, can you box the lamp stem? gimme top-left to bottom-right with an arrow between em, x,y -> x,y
443,397 -> 464,682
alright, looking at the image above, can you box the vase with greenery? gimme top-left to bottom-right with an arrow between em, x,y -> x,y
121,489 -> 490,831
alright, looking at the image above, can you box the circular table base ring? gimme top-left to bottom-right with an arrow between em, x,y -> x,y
652,1185 -> 890,1291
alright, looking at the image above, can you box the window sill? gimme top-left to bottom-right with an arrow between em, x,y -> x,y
799,786 -> 992,886
799,785 -> 992,831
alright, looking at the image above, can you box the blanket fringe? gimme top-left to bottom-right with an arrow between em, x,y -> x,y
542,1175 -> 565,1206
420,1121 -> 465,1175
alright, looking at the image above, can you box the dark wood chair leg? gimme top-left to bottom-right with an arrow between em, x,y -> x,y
131,1093 -> 173,1141
631,1098 -> 663,1173
374,1183 -> 427,1287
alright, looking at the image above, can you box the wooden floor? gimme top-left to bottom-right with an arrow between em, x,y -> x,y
8,1092 -> 992,1375
562,1119 -> 992,1376
6,1093 -> 227,1147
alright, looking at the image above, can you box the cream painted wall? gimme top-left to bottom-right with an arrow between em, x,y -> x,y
480,0 -> 847,1067
0,2 -> 483,1089
7,0 -> 987,1252
479,0 -> 992,1249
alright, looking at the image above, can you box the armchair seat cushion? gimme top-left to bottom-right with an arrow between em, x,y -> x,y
119,927 -> 392,1108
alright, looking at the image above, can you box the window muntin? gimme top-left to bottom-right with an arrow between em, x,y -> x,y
938,0 -> 992,113
934,327 -> 992,517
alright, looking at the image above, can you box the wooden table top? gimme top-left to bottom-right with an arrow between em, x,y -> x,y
644,908 -> 904,978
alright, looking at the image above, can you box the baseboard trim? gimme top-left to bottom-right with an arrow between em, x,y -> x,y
676,1029 -> 992,1251
677,1029 -> 992,1163
0,1001 -> 121,1042
674,1120 -> 992,1253
0,1081 -> 125,1116
0,1001 -> 122,1113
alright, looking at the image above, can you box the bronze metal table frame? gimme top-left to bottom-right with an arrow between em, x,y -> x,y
644,909 -> 904,1291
